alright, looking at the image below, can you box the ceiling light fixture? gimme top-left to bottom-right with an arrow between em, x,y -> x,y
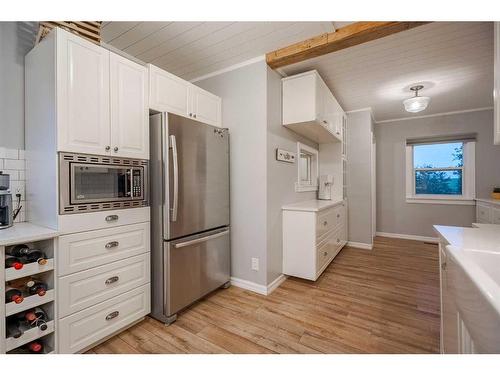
403,85 -> 430,113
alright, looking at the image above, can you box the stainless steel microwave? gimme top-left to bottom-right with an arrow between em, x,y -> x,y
59,152 -> 148,214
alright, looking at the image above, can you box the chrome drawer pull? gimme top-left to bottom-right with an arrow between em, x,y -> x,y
323,221 -> 328,226
337,214 -> 340,218
105,215 -> 119,222
105,276 -> 119,285
337,238 -> 340,243
323,251 -> 328,256
105,241 -> 119,249
105,311 -> 119,321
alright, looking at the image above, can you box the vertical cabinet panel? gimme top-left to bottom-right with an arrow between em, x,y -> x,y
57,31 -> 110,155
149,64 -> 189,116
110,53 -> 149,159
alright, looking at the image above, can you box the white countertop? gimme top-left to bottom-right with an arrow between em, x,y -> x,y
434,224 -> 500,253
282,198 -> 344,212
0,222 -> 59,246
476,197 -> 500,206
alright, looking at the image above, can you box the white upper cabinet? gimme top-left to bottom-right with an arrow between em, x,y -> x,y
148,64 -> 222,127
110,53 -> 149,159
188,84 -> 222,126
494,22 -> 500,145
149,64 -> 189,116
282,70 -> 344,144
57,30 -> 111,155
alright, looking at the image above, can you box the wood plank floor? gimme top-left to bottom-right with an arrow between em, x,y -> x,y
88,236 -> 440,354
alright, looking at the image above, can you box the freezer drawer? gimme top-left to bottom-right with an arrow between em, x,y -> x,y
165,227 -> 230,316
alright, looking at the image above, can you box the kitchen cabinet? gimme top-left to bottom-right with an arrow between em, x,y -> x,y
282,70 -> 344,143
110,53 -> 149,159
282,200 -> 347,281
495,22 -> 500,145
43,28 -> 150,158
148,64 -> 222,127
56,29 -> 111,155
475,199 -> 500,224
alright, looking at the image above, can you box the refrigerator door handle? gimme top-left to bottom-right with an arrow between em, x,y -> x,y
173,229 -> 230,248
169,134 -> 179,222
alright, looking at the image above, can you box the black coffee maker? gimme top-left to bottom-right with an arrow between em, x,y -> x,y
0,172 -> 21,229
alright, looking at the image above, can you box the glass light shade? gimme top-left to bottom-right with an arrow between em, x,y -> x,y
403,96 -> 430,113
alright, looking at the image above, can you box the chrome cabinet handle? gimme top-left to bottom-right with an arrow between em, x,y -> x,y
337,238 -> 340,243
114,147 -> 119,152
193,114 -> 197,118
105,311 -> 119,321
105,276 -> 119,285
105,215 -> 119,222
105,145 -> 111,151
170,135 -> 179,222
323,221 -> 328,226
189,113 -> 193,117
323,251 -> 328,256
337,214 -> 340,218
441,262 -> 447,270
105,241 -> 119,249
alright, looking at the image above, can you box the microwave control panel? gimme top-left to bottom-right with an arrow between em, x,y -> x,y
132,169 -> 142,198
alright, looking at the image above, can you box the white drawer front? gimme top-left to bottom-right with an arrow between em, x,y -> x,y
316,204 -> 345,240
492,207 -> 500,224
59,284 -> 150,353
58,222 -> 150,276
58,207 -> 150,234
58,253 -> 150,317
476,204 -> 492,223
316,225 -> 345,271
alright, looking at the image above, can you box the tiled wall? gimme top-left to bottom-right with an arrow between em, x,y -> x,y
0,147 -> 26,222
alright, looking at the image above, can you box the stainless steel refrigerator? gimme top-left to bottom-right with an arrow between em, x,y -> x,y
149,113 -> 230,325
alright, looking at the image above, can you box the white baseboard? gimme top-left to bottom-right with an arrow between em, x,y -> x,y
376,231 -> 439,243
266,274 -> 287,295
347,241 -> 373,250
230,274 -> 288,296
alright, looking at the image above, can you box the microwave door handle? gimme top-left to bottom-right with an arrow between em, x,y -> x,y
169,134 -> 179,222
127,168 -> 133,197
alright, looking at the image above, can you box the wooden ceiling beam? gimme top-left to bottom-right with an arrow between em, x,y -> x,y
266,21 -> 430,69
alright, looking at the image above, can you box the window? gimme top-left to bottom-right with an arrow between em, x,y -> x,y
405,137 -> 475,205
296,142 -> 318,192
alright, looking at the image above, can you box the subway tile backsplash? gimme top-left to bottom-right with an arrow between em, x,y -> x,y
0,147 -> 26,223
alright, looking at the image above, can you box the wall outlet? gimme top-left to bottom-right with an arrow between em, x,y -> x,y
251,257 -> 259,271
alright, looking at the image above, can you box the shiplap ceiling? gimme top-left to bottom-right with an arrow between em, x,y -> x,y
280,22 -> 494,121
101,22 -> 340,81
103,22 -> 493,122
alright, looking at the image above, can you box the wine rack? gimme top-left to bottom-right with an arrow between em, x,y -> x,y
1,237 -> 57,354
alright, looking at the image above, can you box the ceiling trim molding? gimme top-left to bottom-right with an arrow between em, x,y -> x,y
190,55 -> 265,83
346,107 -> 377,122
375,107 -> 493,124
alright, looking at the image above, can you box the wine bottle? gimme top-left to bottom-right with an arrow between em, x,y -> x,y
20,249 -> 48,266
27,341 -> 44,353
6,244 -> 30,257
26,280 -> 48,296
6,318 -> 23,338
21,307 -> 48,331
5,287 -> 24,304
5,256 -> 24,270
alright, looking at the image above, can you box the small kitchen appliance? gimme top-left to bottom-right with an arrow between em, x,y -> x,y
0,172 -> 21,229
318,174 -> 333,200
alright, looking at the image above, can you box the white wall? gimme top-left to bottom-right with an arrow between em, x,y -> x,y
196,60 -> 269,286
0,22 -> 34,149
375,109 -> 500,238
346,110 -> 375,245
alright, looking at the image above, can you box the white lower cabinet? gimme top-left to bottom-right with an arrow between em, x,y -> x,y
56,209 -> 151,353
283,200 -> 347,281
58,284 -> 150,354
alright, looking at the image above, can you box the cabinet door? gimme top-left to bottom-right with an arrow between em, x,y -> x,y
189,85 -> 222,126
492,207 -> 500,224
494,22 -> 500,145
149,64 -> 189,116
57,29 -> 111,155
476,203 -> 492,223
110,53 -> 149,159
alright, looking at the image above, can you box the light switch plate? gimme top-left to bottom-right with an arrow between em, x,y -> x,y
276,148 -> 296,163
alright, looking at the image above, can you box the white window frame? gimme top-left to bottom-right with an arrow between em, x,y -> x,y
405,141 -> 475,205
295,142 -> 319,192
